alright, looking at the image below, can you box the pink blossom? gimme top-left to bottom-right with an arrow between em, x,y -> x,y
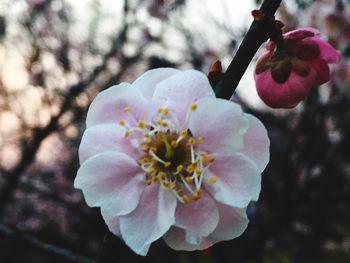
254,27 -> 340,108
75,68 -> 270,255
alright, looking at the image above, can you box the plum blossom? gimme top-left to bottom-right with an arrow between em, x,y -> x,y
75,68 -> 270,255
254,27 -> 340,108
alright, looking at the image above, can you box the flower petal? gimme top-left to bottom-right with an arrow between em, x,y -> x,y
86,83 -> 153,128
175,191 -> 219,244
163,227 -> 213,251
205,153 -> 261,208
152,70 -> 215,127
238,114 -> 270,171
189,98 -> 249,154
209,204 -> 248,241
119,185 -> 177,256
311,37 -> 341,63
101,207 -> 120,236
79,124 -> 140,165
132,68 -> 180,99
74,152 -> 144,216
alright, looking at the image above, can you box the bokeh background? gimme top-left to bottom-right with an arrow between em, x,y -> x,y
0,0 -> 350,262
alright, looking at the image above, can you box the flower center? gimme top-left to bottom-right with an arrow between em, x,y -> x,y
118,104 -> 217,203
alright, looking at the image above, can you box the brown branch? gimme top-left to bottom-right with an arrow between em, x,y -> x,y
215,0 -> 282,99
0,224 -> 94,263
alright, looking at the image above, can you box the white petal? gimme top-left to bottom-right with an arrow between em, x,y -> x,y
101,207 -> 120,236
119,185 -> 177,256
189,98 -> 249,155
79,124 -> 140,165
205,153 -> 261,208
86,83 -> 153,128
74,152 -> 144,216
175,192 -> 219,244
152,70 -> 215,127
163,227 -> 214,251
238,114 -> 270,171
132,68 -> 180,99
209,204 -> 249,241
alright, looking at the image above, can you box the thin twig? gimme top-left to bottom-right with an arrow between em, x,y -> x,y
0,224 -> 94,263
215,0 -> 282,99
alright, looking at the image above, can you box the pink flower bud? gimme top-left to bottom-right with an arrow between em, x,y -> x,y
254,27 -> 340,108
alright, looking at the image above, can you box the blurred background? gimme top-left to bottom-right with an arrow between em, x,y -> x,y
0,0 -> 350,262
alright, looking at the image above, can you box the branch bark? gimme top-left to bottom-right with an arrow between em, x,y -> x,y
0,224 -> 94,263
215,0 -> 282,99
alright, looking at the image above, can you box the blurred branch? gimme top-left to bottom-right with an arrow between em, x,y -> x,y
0,224 -> 94,263
0,24 -> 129,217
215,0 -> 282,99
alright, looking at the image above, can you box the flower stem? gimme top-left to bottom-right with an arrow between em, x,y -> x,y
214,0 -> 282,99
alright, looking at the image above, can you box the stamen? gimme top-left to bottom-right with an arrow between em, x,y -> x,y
176,165 -> 184,173
171,140 -> 178,148
164,161 -> 171,168
208,175 -> 217,184
124,130 -> 132,137
124,106 -> 131,113
138,120 -> 147,129
119,119 -> 126,126
190,103 -> 198,111
181,195 -> 189,203
192,189 -> 202,201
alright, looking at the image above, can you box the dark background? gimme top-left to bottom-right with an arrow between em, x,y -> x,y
0,0 -> 350,262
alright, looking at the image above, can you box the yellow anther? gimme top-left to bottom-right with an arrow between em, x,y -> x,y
208,175 -> 217,184
162,108 -> 169,115
124,130 -> 131,137
190,103 -> 198,111
185,177 -> 194,184
144,133 -> 151,139
138,158 -> 149,164
176,188 -> 183,194
176,165 -> 184,173
197,137 -> 203,145
156,119 -> 164,126
146,179 -> 153,185
139,140 -> 148,146
171,140 -> 178,148
164,181 -> 175,189
138,120 -> 147,129
208,155 -> 216,163
161,120 -> 168,127
181,130 -> 188,137
195,168 -> 202,175
188,137 -> 194,144
147,167 -> 156,174
152,175 -> 160,183
192,189 -> 202,201
151,158 -> 158,164
124,106 -> 131,113
182,195 -> 189,203
118,119 -> 126,126
157,172 -> 166,179
150,147 -> 157,153
186,163 -> 197,172
164,161 -> 171,168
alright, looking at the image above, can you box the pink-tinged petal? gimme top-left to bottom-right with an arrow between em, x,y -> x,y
189,98 -> 249,154
311,58 -> 330,86
284,27 -> 320,40
86,83 -> 153,128
74,152 -> 144,216
152,70 -> 215,127
209,204 -> 248,241
254,70 -> 314,108
239,115 -> 270,171
205,153 -> 261,208
101,207 -> 120,236
119,185 -> 177,256
175,192 -> 219,244
78,124 -> 140,165
311,37 -> 341,63
132,68 -> 180,99
163,227 -> 213,251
